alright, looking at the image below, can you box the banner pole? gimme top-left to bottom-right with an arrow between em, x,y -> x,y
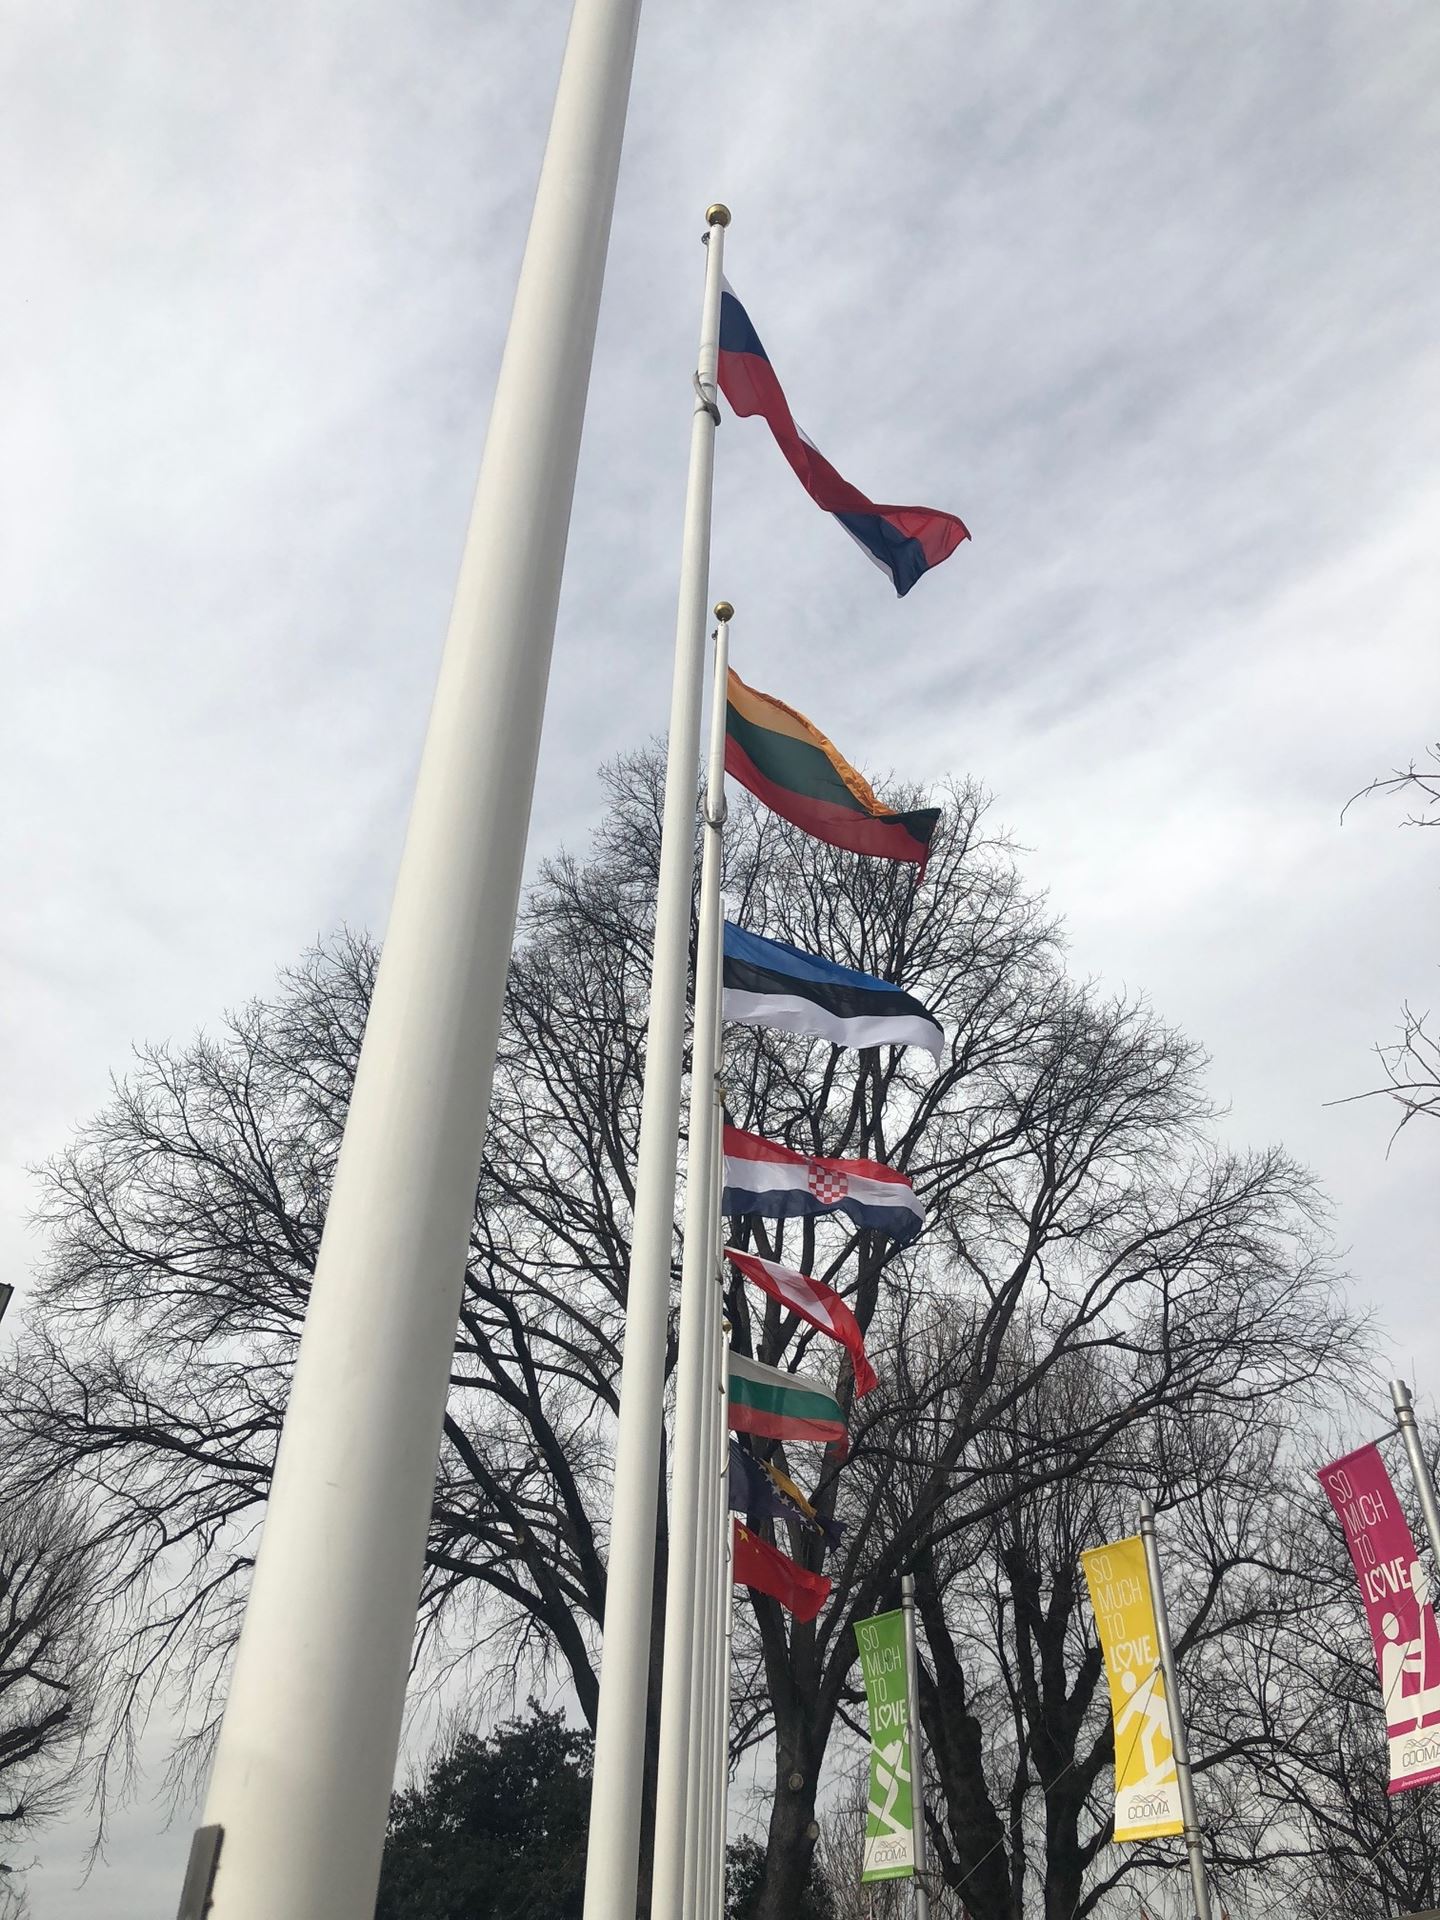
651,606 -> 733,1919
900,1574 -> 931,1920
1138,1500 -> 1213,1920
580,205 -> 730,1920
190,5 -> 643,1914
1391,1380 -> 1440,1569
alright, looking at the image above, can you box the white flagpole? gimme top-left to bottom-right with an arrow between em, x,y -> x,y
684,1115 -> 727,1916
699,1374 -> 723,1919
683,1328 -> 717,1915
1391,1379 -> 1440,1569
712,1402 -> 736,1920
687,1067 -> 733,1920
651,606 -> 732,1920
190,5 -> 643,1916
581,208 -> 731,1920
1138,1500 -> 1213,1920
710,871 -> 733,1920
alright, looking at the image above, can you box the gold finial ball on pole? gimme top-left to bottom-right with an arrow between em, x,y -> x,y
713,600 -> 735,623
705,203 -> 732,228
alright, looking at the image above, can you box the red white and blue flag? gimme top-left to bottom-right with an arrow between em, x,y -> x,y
721,1123 -> 925,1247
717,280 -> 969,598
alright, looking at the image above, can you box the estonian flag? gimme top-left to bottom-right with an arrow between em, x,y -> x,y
722,1123 -> 925,1248
723,921 -> 943,1067
717,279 -> 969,598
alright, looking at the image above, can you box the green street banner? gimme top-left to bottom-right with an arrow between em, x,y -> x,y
855,1608 -> 915,1881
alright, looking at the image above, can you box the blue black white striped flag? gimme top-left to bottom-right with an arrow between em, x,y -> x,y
723,921 -> 943,1065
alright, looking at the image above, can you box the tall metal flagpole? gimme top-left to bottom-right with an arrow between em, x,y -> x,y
1138,1500 -> 1214,1920
712,1394 -> 736,1920
1391,1380 -> 1440,1570
581,208 -> 731,1920
651,607 -> 732,1920
707,861 -> 732,1920
685,990 -> 729,1918
684,1231 -> 722,1916
189,5 -> 643,1916
900,1574 -> 931,1920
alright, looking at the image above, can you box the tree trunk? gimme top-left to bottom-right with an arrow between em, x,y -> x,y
754,1712 -> 822,1920
1041,1792 -> 1087,1920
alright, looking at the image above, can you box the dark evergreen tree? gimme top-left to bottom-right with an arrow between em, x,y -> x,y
375,1708 -> 591,1920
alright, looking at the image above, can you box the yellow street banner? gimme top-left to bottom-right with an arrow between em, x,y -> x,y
1081,1535 -> 1184,1841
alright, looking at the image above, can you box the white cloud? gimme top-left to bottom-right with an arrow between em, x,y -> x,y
3,2 -> 1438,1909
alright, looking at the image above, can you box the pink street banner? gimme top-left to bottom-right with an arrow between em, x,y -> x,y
1317,1441 -> 1440,1793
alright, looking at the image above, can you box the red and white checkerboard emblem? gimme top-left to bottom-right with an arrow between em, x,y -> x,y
806,1161 -> 848,1204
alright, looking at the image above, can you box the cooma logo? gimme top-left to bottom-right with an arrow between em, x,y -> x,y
1400,1731 -> 1440,1772
1124,1791 -> 1175,1824
871,1838 -> 911,1865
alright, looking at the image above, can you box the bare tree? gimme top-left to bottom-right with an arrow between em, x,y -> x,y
812,1760 -> 967,1920
1329,1000 -> 1440,1145
1,748 -> 1360,1918
1335,741 -> 1440,1143
0,1481 -> 101,1917
1341,745 -> 1440,831
880,1350 -> 1370,1920
1227,1440 -> 1440,1920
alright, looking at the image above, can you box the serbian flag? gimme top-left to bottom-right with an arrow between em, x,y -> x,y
726,1245 -> 878,1396
717,280 -> 969,597
733,1520 -> 832,1623
726,670 -> 939,870
722,1122 -> 925,1247
724,920 -> 943,1065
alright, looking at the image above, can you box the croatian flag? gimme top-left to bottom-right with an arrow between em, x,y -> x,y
723,921 -> 943,1066
717,280 -> 969,598
721,1124 -> 925,1247
725,1245 -> 879,1396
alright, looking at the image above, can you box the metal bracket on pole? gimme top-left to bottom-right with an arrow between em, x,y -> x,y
693,370 -> 721,425
1392,1380 -> 1440,1572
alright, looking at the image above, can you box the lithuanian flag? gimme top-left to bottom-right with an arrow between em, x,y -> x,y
725,670 -> 939,869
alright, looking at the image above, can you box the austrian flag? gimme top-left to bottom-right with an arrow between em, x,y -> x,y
726,1246 -> 878,1396
721,1124 -> 925,1247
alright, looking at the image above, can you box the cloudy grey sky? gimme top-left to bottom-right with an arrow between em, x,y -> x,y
3,2 -> 1438,1912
